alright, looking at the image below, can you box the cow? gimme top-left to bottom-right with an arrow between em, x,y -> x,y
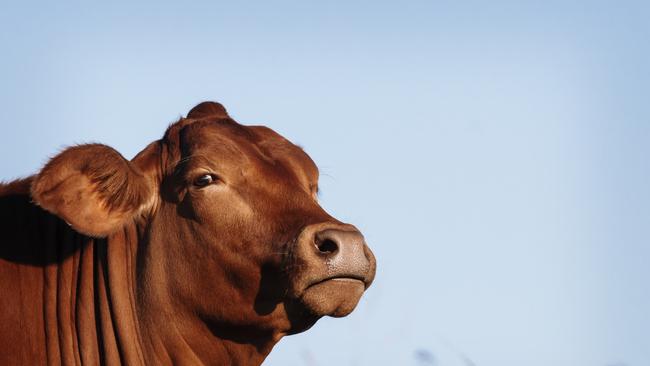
0,102 -> 376,365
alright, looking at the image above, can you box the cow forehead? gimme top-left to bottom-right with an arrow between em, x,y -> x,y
179,121 -> 252,164
166,118 -> 319,184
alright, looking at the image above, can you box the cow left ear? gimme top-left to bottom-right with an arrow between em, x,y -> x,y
31,144 -> 155,237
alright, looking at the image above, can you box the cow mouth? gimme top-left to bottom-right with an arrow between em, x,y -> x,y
305,275 -> 367,289
298,274 -> 367,318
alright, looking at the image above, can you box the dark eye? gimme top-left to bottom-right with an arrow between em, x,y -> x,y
193,174 -> 216,187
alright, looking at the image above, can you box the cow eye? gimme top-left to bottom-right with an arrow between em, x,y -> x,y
193,174 -> 216,187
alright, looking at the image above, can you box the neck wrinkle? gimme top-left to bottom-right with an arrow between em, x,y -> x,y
101,224 -> 148,365
78,224 -> 147,365
40,217 -> 147,365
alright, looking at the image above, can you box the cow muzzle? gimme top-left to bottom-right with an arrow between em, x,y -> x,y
288,223 -> 376,318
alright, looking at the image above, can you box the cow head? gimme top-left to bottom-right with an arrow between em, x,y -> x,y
30,102 -> 376,342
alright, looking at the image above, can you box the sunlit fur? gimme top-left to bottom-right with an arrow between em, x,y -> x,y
0,102 -> 375,365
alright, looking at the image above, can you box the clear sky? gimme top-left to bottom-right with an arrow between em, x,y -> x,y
2,1 -> 649,365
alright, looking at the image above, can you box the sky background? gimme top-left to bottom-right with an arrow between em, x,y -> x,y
2,1 -> 649,365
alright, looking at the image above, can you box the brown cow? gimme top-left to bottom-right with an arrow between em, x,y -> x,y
0,102 -> 376,365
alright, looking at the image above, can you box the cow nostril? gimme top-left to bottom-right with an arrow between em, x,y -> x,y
316,238 -> 338,254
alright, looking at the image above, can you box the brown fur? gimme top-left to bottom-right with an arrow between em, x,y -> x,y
0,102 -> 376,365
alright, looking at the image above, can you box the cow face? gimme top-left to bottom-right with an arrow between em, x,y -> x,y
30,102 -> 376,336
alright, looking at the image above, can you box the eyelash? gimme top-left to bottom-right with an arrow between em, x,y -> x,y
193,174 -> 218,188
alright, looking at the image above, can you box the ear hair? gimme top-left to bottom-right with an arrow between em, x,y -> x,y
31,144 -> 154,237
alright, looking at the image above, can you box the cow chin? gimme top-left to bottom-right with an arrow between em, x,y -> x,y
299,278 -> 366,318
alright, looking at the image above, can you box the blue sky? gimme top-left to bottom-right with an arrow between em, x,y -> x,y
2,1 -> 649,365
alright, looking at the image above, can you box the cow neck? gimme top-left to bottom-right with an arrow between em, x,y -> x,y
132,228 -> 282,366
38,213 -> 277,366
135,310 -> 279,365
35,216 -> 146,365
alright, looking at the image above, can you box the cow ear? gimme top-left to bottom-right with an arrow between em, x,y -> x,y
31,144 -> 154,237
187,101 -> 229,120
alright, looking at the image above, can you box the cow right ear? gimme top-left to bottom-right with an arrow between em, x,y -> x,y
31,144 -> 155,237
